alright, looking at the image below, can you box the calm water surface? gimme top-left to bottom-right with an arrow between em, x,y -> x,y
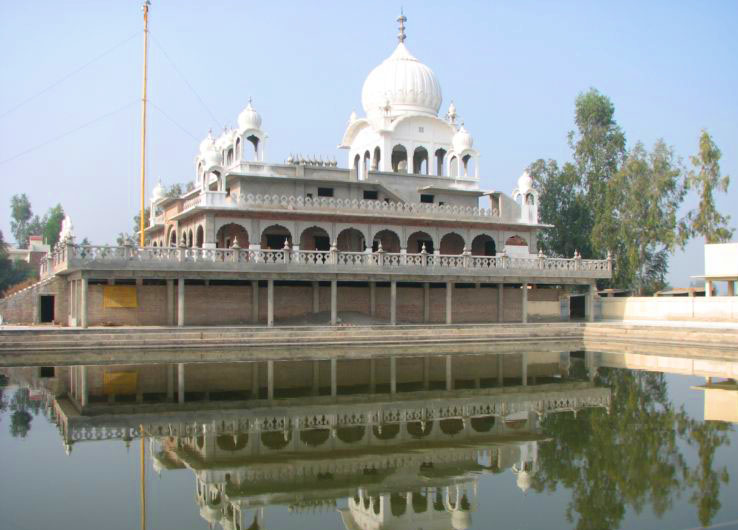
1,351 -> 736,530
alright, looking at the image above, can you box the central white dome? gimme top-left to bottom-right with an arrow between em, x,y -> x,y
361,43 -> 442,117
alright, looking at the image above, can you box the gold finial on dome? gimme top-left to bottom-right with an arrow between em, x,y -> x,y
397,9 -> 407,43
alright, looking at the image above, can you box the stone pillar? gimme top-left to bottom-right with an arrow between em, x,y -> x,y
177,363 -> 185,404
330,280 -> 337,325
390,357 -> 397,394
80,365 -> 88,407
69,280 -> 75,326
705,280 -> 713,298
390,280 -> 397,325
728,281 -> 735,297
267,279 -> 274,327
521,352 -> 528,386
369,281 -> 376,317
166,364 -> 174,401
251,280 -> 259,324
497,355 -> 503,387
330,358 -> 337,397
312,281 -> 320,313
251,362 -> 259,398
423,282 -> 430,323
166,280 -> 174,326
267,360 -> 274,400
177,278 -> 185,327
497,283 -> 504,323
446,281 -> 453,324
445,355 -> 453,391
80,277 -> 88,329
522,283 -> 528,324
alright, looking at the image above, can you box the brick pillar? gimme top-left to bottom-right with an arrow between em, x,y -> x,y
330,280 -> 337,325
177,278 -> 185,327
446,281 -> 453,324
390,280 -> 397,325
522,283 -> 528,324
521,352 -> 528,386
267,280 -> 274,327
80,365 -> 88,406
497,284 -> 504,323
80,278 -> 88,329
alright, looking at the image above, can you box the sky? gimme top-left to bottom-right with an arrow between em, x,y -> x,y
1,1 -> 736,287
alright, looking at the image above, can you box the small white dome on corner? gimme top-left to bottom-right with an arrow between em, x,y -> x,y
453,125 -> 473,153
151,180 -> 165,200
199,131 -> 215,154
238,101 -> 262,131
517,170 -> 534,193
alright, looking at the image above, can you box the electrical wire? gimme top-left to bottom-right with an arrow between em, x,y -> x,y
149,33 -> 223,130
0,100 -> 138,166
149,101 -> 200,141
0,31 -> 139,120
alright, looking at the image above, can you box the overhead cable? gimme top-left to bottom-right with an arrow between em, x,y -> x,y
150,33 -> 223,130
0,100 -> 138,165
0,31 -> 139,120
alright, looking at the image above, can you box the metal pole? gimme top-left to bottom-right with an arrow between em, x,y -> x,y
139,1 -> 150,247
140,424 -> 146,530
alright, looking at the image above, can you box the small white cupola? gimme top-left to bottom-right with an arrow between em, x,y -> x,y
512,170 -> 539,224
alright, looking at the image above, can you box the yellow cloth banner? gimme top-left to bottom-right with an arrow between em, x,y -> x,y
103,371 -> 138,395
103,285 -> 138,308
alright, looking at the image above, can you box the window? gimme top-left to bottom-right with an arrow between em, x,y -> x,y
363,190 -> 378,200
418,127 -> 424,133
318,187 -> 334,197
420,194 -> 434,204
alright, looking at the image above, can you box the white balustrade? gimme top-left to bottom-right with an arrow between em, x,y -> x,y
177,192 -> 502,220
40,242 -> 613,279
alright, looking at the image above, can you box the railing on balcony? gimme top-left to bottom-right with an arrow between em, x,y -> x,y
40,242 -> 612,279
181,193 -> 503,220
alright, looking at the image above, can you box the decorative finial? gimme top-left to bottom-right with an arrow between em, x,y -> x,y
397,10 -> 407,43
248,96 -> 253,105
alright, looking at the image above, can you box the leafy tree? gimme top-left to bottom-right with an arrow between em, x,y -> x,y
0,230 -> 36,295
10,194 -> 33,248
8,387 -> 41,439
530,159 -> 594,258
679,130 -> 734,244
42,204 -> 65,248
603,141 -> 685,293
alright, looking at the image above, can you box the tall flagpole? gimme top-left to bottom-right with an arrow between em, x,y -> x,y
139,1 -> 151,247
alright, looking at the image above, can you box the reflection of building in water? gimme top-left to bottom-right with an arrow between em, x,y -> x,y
30,352 -> 611,529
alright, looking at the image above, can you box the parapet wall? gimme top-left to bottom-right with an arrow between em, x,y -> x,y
600,296 -> 738,322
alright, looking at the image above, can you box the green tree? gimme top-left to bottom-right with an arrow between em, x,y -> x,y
679,130 -> 733,244
10,194 -> 33,248
605,141 -> 685,293
530,159 -> 593,258
42,204 -> 65,248
0,230 -> 36,295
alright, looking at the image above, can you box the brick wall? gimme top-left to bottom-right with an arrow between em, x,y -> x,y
2,278 -> 563,326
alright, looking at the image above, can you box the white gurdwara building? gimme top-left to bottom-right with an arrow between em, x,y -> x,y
31,13 -> 610,328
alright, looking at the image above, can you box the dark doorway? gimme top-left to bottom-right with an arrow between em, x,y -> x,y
314,236 -> 330,251
570,295 -> 585,319
40,295 -> 54,323
266,235 -> 286,250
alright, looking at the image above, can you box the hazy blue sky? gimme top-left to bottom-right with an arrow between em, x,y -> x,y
1,1 -> 736,287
